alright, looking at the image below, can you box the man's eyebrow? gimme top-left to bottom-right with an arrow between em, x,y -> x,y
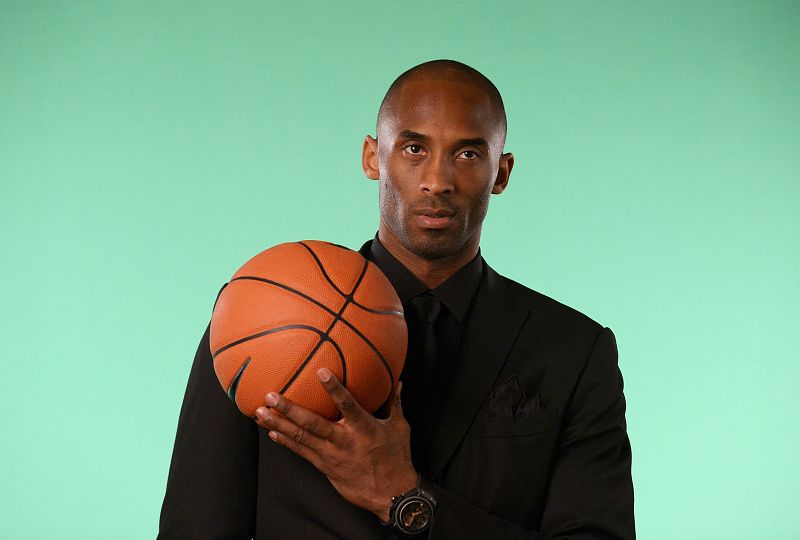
398,130 -> 429,141
398,131 -> 489,148
455,137 -> 489,148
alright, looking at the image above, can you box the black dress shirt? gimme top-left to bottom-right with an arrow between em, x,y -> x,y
368,235 -> 483,327
368,236 -> 482,477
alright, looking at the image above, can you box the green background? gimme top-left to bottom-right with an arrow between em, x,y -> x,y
1,1 -> 798,538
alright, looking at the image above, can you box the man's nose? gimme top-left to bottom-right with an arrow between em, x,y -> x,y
419,155 -> 454,195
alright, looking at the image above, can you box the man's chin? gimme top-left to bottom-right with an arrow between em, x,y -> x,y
404,233 -> 462,261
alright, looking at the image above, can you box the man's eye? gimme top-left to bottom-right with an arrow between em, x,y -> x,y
460,150 -> 478,159
405,144 -> 422,154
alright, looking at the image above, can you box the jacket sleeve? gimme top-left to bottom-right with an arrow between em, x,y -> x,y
428,327 -> 635,539
158,287 -> 260,539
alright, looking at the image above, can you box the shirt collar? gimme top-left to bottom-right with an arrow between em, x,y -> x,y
367,235 -> 483,324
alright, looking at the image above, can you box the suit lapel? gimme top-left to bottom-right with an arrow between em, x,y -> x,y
427,261 -> 530,479
359,240 -> 530,479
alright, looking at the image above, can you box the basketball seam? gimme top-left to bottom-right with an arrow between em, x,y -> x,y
277,331 -> 346,394
231,264 -> 403,319
298,242 -> 403,316
324,241 -> 351,251
349,299 -> 403,317
278,257 -> 370,395
213,324 -> 330,358
230,276 -> 336,317
225,276 -> 398,369
215,325 -> 347,410
338,316 -> 395,389
304,243 -> 396,386
297,243 -> 397,384
298,241 -> 348,297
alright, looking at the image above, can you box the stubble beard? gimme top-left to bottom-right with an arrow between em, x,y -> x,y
378,178 -> 491,261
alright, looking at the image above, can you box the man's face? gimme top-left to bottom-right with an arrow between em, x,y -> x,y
367,78 -> 512,260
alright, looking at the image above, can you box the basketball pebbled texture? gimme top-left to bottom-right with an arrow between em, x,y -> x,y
209,240 -> 407,420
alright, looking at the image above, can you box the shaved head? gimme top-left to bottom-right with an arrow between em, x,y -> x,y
377,59 -> 507,145
363,59 -> 514,268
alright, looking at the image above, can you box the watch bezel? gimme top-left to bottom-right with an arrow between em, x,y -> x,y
388,486 -> 437,535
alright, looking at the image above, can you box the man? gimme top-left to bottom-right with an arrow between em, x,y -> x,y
159,60 -> 635,539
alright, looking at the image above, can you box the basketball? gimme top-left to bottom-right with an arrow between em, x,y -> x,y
209,240 -> 407,420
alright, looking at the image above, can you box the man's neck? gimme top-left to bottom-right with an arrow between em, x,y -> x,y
377,225 -> 480,290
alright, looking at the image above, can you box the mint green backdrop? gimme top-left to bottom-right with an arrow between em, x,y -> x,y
1,1 -> 798,538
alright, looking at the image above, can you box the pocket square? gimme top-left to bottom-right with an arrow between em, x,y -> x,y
488,375 -> 544,419
515,393 -> 542,418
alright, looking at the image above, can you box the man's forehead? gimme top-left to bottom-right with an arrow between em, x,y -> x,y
379,79 -> 501,141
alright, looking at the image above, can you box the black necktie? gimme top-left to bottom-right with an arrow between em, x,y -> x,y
402,292 -> 442,474
407,293 -> 441,378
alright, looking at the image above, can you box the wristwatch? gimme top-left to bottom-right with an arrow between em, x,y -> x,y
384,479 -> 437,535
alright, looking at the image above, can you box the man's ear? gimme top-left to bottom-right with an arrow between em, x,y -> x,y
492,152 -> 514,194
362,135 -> 380,180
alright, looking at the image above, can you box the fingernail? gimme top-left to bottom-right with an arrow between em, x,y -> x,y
266,393 -> 278,406
255,407 -> 266,419
317,368 -> 331,382
268,431 -> 278,441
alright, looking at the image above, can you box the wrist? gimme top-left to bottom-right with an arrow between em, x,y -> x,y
376,468 -> 419,522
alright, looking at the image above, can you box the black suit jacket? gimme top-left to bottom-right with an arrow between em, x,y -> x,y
158,241 -> 635,539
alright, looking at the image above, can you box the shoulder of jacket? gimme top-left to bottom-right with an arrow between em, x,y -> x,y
492,271 -> 605,338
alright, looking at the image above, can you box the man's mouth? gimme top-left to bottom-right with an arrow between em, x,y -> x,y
414,208 -> 455,229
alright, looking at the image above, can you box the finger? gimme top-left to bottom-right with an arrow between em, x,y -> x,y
255,406 -> 324,451
266,428 -> 326,472
265,392 -> 335,440
317,368 -> 368,424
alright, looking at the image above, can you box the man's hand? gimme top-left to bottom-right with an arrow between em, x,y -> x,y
254,368 -> 418,522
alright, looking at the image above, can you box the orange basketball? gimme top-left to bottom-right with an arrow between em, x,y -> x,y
209,240 -> 407,420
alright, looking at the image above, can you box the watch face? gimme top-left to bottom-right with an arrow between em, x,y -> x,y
397,497 -> 433,533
